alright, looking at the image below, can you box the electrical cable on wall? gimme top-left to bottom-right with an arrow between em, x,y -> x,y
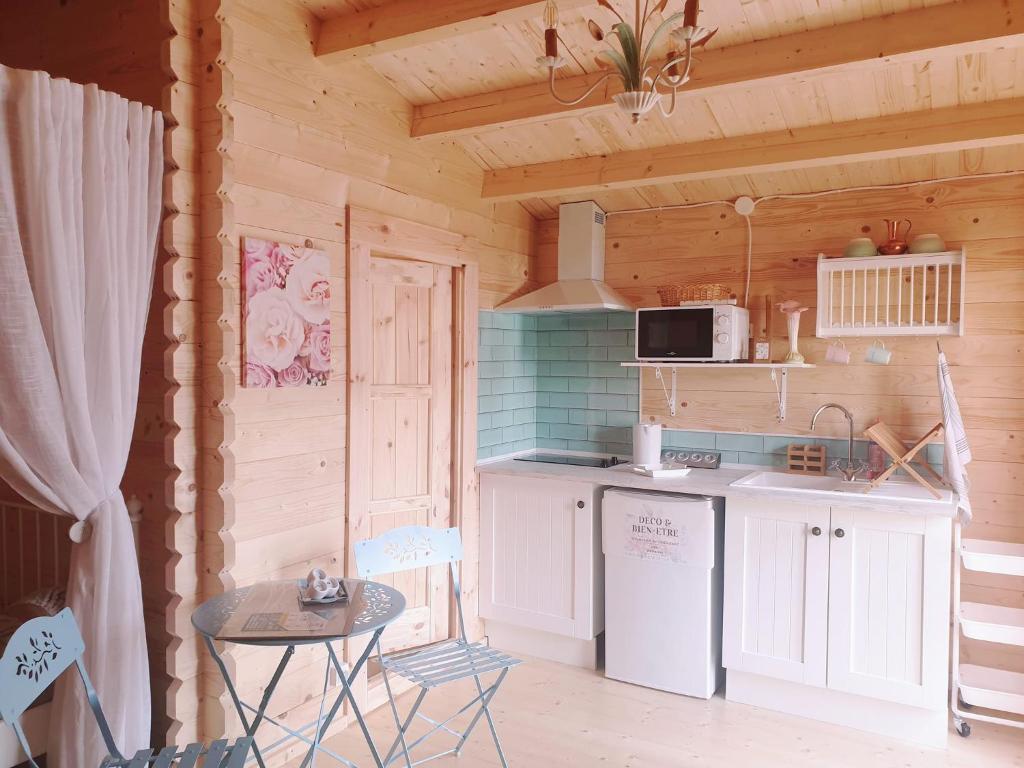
604,169 -> 1024,311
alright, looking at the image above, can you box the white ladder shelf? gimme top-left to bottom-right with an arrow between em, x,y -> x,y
951,527 -> 1024,736
816,250 -> 966,338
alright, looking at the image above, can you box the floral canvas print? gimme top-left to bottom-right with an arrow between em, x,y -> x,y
243,237 -> 331,387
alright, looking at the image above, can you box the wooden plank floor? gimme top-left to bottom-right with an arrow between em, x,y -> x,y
284,656 -> 1024,767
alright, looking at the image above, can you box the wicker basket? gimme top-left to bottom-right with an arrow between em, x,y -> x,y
656,282 -> 733,306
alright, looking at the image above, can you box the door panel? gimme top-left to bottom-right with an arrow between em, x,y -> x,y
359,256 -> 453,654
827,508 -> 951,709
723,498 -> 830,686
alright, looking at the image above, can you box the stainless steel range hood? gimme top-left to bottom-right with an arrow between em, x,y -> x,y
496,201 -> 634,313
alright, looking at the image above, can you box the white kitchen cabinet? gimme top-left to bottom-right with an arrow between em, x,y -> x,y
479,473 -> 604,665
724,496 -> 953,746
827,506 -> 951,708
723,499 -> 830,686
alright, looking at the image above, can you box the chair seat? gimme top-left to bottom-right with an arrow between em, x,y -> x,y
383,640 -> 521,690
104,736 -> 252,768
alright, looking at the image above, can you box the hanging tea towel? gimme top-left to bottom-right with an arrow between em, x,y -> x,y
937,349 -> 972,522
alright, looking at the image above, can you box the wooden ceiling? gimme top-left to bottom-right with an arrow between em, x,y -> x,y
302,0 -> 1024,218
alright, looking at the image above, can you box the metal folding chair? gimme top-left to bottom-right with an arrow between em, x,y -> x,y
354,526 -> 521,768
0,608 -> 251,767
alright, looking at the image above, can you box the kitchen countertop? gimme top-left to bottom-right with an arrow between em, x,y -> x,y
477,458 -> 959,517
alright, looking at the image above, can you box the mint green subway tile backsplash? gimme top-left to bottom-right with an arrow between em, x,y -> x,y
477,311 -> 539,460
478,310 -> 637,459
478,310 -> 945,472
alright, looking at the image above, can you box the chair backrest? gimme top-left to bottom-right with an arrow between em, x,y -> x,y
0,608 -> 122,766
354,526 -> 468,640
354,526 -> 463,578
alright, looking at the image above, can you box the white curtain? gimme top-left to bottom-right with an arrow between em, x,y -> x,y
0,65 -> 162,766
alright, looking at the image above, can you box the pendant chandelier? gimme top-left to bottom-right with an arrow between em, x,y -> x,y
538,0 -> 716,123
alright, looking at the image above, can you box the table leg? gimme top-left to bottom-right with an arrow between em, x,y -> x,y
297,628 -> 385,768
205,636 -> 295,768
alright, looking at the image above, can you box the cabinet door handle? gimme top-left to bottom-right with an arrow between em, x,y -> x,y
811,526 -> 822,536
576,500 -> 585,509
834,528 -> 846,538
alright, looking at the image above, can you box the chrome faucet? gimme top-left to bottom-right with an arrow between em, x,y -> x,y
810,403 -> 866,482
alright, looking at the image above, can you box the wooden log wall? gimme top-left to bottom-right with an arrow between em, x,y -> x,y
536,174 -> 1024,674
193,0 -> 535,755
0,0 -> 181,744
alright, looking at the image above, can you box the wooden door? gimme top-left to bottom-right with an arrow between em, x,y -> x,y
723,498 -> 830,686
351,254 -> 454,655
826,507 -> 951,709
479,474 -> 602,640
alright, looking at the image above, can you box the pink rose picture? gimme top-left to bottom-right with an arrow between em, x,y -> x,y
242,236 -> 331,388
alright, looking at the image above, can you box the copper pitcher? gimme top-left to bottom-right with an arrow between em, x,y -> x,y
879,218 -> 912,255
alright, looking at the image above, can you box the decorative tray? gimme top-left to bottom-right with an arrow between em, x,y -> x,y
298,585 -> 349,606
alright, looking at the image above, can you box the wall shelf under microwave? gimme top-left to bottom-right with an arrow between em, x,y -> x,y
621,362 -> 816,369
620,362 -> 816,422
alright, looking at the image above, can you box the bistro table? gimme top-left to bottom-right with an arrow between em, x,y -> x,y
192,578 -> 406,768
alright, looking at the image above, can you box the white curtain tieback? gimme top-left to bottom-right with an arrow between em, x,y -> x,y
69,489 -> 124,543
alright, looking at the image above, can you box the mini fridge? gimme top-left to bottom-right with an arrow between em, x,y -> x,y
602,488 -> 725,698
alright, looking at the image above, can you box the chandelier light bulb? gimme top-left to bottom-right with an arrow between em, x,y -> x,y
542,0 -> 560,61
543,0 -> 559,30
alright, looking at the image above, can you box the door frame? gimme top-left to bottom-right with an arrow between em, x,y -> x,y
345,206 -> 481,663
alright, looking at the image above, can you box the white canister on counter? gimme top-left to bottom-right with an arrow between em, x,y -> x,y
632,422 -> 663,467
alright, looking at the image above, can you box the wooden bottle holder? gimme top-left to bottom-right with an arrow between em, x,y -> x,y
786,444 -> 827,475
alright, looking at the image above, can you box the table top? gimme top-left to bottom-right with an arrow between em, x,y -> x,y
191,579 -> 406,646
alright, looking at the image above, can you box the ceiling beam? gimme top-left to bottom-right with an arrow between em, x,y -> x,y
413,0 -> 1024,138
480,99 -> 1024,201
316,0 -> 592,60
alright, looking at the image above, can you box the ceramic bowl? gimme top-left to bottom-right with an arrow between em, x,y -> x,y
843,237 -> 878,258
909,234 -> 946,254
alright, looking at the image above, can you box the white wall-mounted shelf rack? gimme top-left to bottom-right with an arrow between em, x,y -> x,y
816,249 -> 966,338
621,362 -> 816,422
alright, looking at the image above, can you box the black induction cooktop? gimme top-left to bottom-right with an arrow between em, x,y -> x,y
515,453 -> 628,469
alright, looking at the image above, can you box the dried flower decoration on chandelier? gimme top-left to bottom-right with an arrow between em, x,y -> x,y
538,0 -> 717,123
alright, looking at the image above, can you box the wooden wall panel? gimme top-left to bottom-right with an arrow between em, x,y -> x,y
537,174 -> 1024,672
188,0 -> 536,752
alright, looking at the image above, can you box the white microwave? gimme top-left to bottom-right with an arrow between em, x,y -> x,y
635,304 -> 750,362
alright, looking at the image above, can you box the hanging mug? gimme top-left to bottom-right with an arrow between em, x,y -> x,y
825,340 -> 851,364
865,340 -> 892,365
